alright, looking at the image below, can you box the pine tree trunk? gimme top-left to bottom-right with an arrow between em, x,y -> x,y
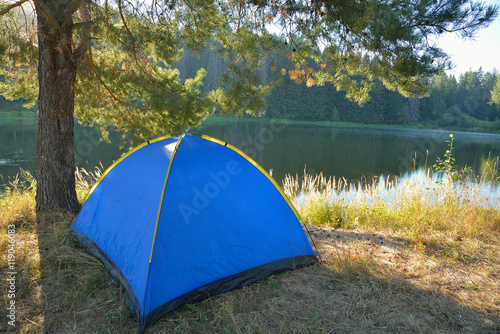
35,6 -> 80,213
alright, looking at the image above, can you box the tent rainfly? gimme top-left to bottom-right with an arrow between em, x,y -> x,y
71,133 -> 317,333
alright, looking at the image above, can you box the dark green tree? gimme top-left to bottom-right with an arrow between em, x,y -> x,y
0,0 -> 498,212
457,70 -> 484,118
481,70 -> 498,103
482,70 -> 499,120
429,73 -> 458,117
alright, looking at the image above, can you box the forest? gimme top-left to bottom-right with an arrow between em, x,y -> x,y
2,46 -> 500,133
176,47 -> 500,132
266,69 -> 500,129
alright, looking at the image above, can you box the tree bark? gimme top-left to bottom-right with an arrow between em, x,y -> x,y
35,4 -> 80,213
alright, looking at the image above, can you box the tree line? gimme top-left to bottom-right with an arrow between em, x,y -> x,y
3,47 -> 500,133
266,68 -> 500,131
174,47 -> 500,131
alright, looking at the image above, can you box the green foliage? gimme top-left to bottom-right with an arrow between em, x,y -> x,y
1,0 -> 499,143
292,0 -> 498,102
433,134 -> 472,183
491,76 -> 500,107
72,3 -> 220,143
262,68 -> 499,130
0,2 -> 37,107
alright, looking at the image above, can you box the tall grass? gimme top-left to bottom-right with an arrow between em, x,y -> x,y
75,164 -> 103,201
1,157 -> 499,332
0,170 -> 36,226
284,158 -> 500,246
0,166 -> 100,274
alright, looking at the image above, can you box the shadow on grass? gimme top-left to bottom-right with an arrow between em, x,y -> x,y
22,215 -> 500,333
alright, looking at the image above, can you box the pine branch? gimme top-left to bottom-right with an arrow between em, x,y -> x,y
88,46 -> 151,112
115,0 -> 176,93
64,0 -> 83,17
117,0 -> 154,69
0,0 -> 29,16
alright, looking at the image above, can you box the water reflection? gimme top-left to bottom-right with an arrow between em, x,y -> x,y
1,119 -> 500,189
0,120 -> 125,185
197,121 -> 500,184
292,168 -> 500,211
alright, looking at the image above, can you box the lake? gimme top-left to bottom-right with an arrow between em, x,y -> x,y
1,118 -> 500,188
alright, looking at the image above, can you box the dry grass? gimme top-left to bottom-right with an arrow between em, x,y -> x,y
1,168 -> 499,333
284,166 -> 500,246
75,164 -> 103,202
0,170 -> 36,227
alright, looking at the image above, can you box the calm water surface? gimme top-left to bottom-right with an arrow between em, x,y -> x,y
1,119 -> 500,187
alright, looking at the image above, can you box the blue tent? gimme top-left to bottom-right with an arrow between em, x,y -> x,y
71,133 -> 317,333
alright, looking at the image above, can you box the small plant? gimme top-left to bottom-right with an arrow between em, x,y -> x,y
465,283 -> 479,291
58,228 -> 77,245
262,276 -> 280,294
433,134 -> 472,184
103,305 -> 131,324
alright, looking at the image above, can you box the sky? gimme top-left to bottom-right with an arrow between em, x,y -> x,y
436,0 -> 500,77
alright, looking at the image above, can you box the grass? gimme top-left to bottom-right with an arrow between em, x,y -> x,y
286,168 -> 500,245
1,158 -> 500,333
283,139 -> 500,248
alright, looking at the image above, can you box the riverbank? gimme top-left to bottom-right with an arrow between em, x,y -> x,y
1,169 -> 498,333
200,114 -> 500,135
0,101 -> 37,120
2,110 -> 500,135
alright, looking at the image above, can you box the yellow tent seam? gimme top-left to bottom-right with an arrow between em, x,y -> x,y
200,134 -> 305,225
149,135 -> 183,262
81,134 -> 174,204
142,134 -> 183,317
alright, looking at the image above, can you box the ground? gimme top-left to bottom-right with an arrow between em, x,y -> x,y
1,213 -> 499,333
